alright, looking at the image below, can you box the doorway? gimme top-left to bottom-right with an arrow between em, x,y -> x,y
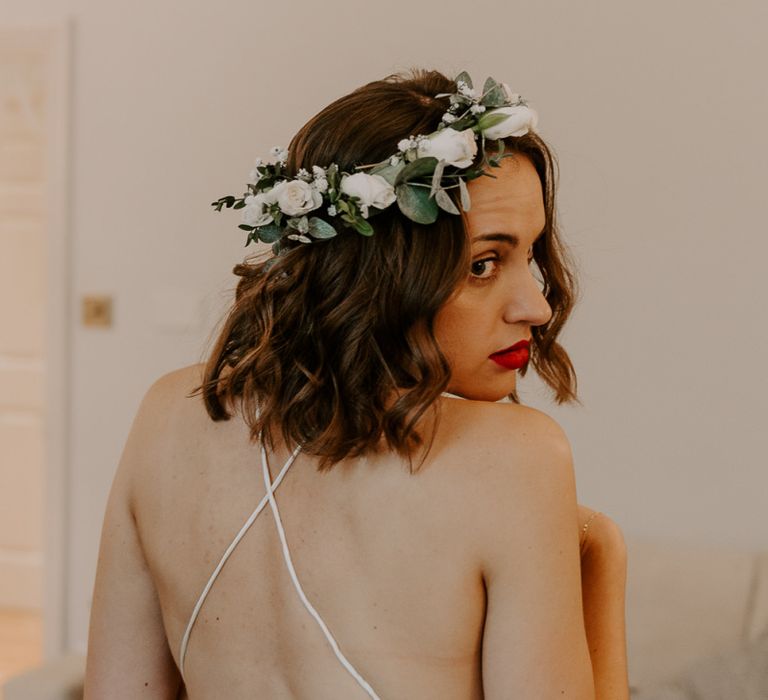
0,21 -> 70,683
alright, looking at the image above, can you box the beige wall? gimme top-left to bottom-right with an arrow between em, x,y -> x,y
0,28 -> 48,610
1,0 -> 766,655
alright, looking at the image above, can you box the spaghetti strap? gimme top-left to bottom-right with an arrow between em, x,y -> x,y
178,443 -> 301,681
178,396 -> 469,690
178,439 -> 382,698
260,443 -> 382,699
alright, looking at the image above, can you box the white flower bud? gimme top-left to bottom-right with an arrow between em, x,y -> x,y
479,105 -> 539,139
241,192 -> 276,227
416,127 -> 477,168
339,172 -> 397,215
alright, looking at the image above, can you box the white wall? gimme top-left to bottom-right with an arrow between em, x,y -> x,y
2,0 -> 766,655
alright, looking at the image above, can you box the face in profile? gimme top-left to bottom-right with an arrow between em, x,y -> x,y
434,154 -> 553,402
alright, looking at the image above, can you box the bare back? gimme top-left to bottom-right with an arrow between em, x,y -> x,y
128,364 -> 589,699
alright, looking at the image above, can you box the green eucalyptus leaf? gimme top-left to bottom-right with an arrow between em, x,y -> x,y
449,115 -> 476,132
325,164 -> 339,189
458,178 -> 471,211
352,217 -> 374,236
238,224 -> 255,231
370,161 -> 405,186
430,159 -> 446,198
396,183 -> 439,224
271,241 -> 281,257
455,70 -> 473,89
476,111 -> 511,133
481,77 -> 507,108
395,156 -> 438,185
257,224 -> 282,243
435,188 -> 460,215
308,217 -> 337,239
212,195 -> 235,211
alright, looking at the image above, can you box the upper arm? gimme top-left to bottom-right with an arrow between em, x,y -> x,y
478,408 -> 595,699
84,376 -> 184,699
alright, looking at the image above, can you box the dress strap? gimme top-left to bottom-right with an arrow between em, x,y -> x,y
260,443 -> 382,700
178,443 -> 302,682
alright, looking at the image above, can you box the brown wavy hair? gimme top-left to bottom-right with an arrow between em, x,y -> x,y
193,67 -> 580,472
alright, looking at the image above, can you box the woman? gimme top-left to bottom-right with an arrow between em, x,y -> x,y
84,68 -> 628,699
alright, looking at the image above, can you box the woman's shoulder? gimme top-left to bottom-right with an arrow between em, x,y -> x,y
124,364 -> 213,489
436,397 -> 578,552
142,362 -> 206,401
437,395 -> 573,465
132,363 -> 211,430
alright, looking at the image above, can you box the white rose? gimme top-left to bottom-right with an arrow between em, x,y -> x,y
241,191 -> 276,227
339,172 -> 396,218
272,179 -> 323,216
480,105 -> 538,139
416,127 -> 477,168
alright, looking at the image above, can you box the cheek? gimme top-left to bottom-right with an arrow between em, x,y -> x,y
434,296 -> 485,357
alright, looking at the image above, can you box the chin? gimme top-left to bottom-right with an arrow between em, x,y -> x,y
449,381 -> 516,403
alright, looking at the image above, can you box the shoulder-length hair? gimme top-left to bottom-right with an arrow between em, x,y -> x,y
193,68 -> 580,472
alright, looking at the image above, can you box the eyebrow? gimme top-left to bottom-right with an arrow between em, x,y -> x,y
472,229 -> 545,246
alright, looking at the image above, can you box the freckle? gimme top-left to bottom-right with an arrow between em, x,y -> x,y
145,682 -> 149,686
216,616 -> 220,621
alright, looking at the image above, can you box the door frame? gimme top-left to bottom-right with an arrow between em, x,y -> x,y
41,18 -> 73,659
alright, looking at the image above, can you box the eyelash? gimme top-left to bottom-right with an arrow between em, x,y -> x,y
469,250 -> 536,284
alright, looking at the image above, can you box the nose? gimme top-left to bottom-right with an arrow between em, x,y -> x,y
502,269 -> 553,328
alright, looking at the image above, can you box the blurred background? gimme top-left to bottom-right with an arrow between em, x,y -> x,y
0,0 -> 766,697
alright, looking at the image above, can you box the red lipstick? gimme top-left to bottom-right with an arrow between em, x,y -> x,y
489,339 -> 530,370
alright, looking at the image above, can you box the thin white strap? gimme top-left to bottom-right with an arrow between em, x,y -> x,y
178,445 -> 301,681
260,444 -> 382,700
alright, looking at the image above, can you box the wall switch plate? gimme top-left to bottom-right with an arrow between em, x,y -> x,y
81,295 -> 113,328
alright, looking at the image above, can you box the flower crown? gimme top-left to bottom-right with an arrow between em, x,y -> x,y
212,70 -> 538,255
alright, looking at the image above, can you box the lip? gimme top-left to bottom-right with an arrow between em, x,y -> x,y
489,339 -> 530,370
489,339 -> 531,357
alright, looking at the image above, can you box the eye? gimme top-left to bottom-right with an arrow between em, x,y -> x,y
470,256 -> 499,281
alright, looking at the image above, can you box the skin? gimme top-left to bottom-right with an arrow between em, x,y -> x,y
434,153 -> 552,401
436,154 -> 629,696
84,155 -> 628,699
